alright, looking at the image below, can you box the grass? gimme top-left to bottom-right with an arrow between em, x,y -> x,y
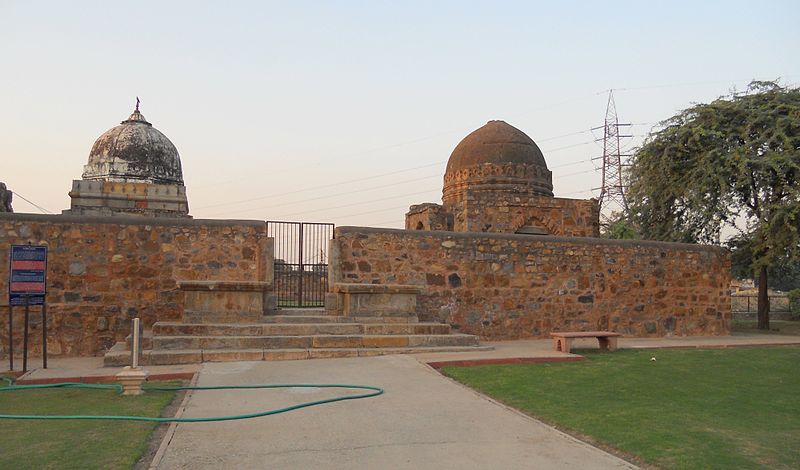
0,380 -> 180,470
732,319 -> 800,336
442,347 -> 800,470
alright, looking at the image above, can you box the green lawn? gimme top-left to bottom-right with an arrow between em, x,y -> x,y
442,347 -> 800,470
0,381 -> 180,470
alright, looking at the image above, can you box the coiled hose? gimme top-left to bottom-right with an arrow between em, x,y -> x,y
0,376 -> 384,422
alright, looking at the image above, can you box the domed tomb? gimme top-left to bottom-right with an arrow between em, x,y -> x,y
442,120 -> 553,204
64,101 -> 190,218
407,119 -> 598,236
82,107 -> 183,184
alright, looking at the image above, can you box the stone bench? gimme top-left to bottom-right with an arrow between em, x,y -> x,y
178,280 -> 274,323
327,283 -> 423,318
550,331 -> 621,354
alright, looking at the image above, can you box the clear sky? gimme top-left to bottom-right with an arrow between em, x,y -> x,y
2,1 -> 798,227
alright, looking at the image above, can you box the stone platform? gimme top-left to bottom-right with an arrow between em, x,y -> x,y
104,280 -> 488,366
104,308 -> 488,366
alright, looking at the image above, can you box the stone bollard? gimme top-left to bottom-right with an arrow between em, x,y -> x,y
116,366 -> 149,396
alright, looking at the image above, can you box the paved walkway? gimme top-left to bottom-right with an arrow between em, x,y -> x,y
3,357 -> 200,382
4,333 -> 800,469
156,355 -> 634,470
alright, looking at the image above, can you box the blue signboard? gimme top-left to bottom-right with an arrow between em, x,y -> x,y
9,245 -> 48,306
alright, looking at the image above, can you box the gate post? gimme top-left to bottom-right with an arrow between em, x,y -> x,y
297,223 -> 304,307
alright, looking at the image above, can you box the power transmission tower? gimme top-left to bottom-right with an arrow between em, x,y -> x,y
595,90 -> 631,224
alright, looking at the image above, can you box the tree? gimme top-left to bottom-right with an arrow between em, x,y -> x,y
627,81 -> 800,330
728,235 -> 800,292
601,211 -> 639,240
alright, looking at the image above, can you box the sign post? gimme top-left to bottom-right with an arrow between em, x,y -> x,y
42,302 -> 47,369
9,245 -> 48,371
7,303 -> 12,372
23,297 -> 29,372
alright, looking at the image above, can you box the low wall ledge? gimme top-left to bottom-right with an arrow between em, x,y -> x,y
0,212 -> 266,229
332,283 -> 423,294
335,226 -> 727,253
177,280 -> 271,291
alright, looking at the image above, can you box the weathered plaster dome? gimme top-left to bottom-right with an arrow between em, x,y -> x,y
82,107 -> 184,184
443,120 -> 553,199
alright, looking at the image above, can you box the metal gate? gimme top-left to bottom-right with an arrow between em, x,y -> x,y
267,221 -> 335,308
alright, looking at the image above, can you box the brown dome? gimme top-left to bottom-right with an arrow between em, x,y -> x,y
443,120 -> 553,199
446,120 -> 548,174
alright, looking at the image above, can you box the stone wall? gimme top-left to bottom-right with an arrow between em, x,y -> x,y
405,203 -> 452,231
448,193 -> 600,236
0,182 -> 12,213
0,213 -> 269,357
64,180 -> 190,218
406,194 -> 599,237
331,227 -> 730,339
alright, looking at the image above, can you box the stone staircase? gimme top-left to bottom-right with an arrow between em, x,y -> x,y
104,308 -> 489,366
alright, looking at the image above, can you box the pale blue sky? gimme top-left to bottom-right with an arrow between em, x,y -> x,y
2,1 -> 798,226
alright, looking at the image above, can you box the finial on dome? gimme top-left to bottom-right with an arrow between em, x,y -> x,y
122,98 -> 151,126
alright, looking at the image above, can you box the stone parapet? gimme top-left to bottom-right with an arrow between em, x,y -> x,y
450,193 -> 599,236
179,280 -> 275,323
328,283 -> 422,318
405,203 -> 452,231
178,280 -> 272,291
332,283 -> 423,294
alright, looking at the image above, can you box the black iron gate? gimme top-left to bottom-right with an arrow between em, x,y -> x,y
267,221 -> 335,308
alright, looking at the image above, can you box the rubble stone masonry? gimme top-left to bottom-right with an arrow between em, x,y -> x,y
0,213 -> 267,357
406,194 -> 599,237
449,193 -> 599,236
332,227 -> 730,339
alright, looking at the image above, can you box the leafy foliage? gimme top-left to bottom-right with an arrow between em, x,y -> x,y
628,81 -> 800,257
789,289 -> 800,317
627,81 -> 800,325
728,235 -> 800,290
601,211 -> 639,239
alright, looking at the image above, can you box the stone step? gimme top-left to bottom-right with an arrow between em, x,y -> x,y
124,331 -> 153,350
262,315 -> 418,324
151,334 -> 479,351
273,308 -> 329,316
103,345 -> 494,366
152,322 -> 451,337
183,310 -> 263,324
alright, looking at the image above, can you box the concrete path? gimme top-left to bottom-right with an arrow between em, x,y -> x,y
6,356 -> 200,382
5,334 -> 799,469
156,355 -> 635,470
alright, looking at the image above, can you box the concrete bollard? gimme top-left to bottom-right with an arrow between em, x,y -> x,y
116,318 -> 148,395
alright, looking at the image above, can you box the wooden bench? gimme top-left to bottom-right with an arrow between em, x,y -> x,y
550,331 -> 621,354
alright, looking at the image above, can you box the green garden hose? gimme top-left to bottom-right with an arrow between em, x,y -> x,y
0,378 -> 384,422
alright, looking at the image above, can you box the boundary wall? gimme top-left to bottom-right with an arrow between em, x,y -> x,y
0,213 -> 269,356
331,226 -> 730,339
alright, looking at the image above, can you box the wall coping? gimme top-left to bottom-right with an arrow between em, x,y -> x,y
332,283 -> 423,294
335,226 -> 728,254
0,212 -> 265,229
178,280 -> 271,291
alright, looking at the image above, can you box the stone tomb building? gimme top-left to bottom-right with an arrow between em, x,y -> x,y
406,120 -> 599,237
331,120 -> 730,339
0,114 -> 731,360
63,103 -> 190,218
